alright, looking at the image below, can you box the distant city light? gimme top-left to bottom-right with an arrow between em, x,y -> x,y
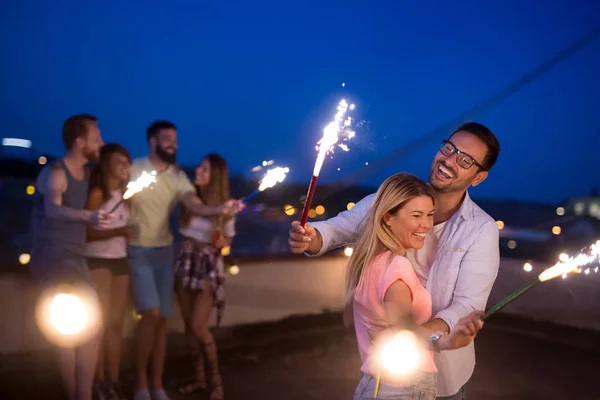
26,185 -> 35,195
556,207 -> 565,216
221,246 -> 231,256
507,240 -> 517,249
344,247 -> 354,257
38,156 -> 47,165
496,220 -> 505,230
347,202 -> 355,211
228,264 -> 240,275
523,262 -> 533,272
552,226 -> 561,235
308,209 -> 317,218
315,205 -> 325,215
19,253 -> 31,265
2,138 -> 32,148
284,205 -> 296,216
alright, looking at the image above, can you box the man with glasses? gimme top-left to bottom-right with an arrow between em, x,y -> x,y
288,122 -> 501,399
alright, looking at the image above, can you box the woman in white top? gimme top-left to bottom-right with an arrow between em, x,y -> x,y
84,143 -> 132,400
175,153 -> 235,399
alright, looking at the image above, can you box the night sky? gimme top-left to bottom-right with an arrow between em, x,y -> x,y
1,1 -> 599,204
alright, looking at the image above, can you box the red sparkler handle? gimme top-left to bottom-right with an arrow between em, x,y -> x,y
300,175 -> 319,227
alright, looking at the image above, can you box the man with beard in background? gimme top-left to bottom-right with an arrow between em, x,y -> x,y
30,114 -> 111,400
128,121 -> 242,400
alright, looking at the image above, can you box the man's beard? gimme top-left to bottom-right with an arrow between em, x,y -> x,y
156,145 -> 177,164
83,147 -> 99,163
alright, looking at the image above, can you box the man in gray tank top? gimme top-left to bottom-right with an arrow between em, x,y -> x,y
30,114 -> 110,400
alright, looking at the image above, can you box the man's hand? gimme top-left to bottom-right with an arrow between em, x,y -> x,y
88,210 -> 112,228
438,311 -> 484,351
288,221 -> 322,254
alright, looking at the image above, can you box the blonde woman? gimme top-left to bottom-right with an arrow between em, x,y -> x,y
345,173 -> 484,400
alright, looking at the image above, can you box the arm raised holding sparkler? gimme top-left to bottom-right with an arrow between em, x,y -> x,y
180,193 -> 241,217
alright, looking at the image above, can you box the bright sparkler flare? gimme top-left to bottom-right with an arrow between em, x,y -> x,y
123,170 -> 157,200
313,99 -> 355,176
545,240 -> 600,281
378,330 -> 421,375
482,240 -> 600,321
258,167 -> 290,191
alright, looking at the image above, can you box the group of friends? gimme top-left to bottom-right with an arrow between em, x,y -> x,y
30,115 -> 243,400
30,113 -> 501,400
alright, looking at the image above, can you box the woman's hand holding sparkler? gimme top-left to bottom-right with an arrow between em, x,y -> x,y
288,221 -> 322,255
87,209 -> 112,229
222,199 -> 245,216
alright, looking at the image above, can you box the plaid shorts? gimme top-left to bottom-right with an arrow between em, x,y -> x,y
174,239 -> 226,325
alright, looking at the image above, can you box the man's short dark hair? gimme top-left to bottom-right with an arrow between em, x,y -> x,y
450,122 -> 500,170
62,114 -> 98,150
146,120 -> 177,142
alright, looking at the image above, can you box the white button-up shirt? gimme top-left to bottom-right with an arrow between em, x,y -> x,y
311,191 -> 499,397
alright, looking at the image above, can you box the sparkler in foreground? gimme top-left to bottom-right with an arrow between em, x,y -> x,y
300,99 -> 355,226
373,330 -> 422,398
242,166 -> 290,203
109,170 -> 158,213
482,240 -> 600,321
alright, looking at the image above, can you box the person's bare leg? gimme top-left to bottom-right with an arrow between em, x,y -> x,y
149,317 -> 168,390
191,282 -> 222,399
136,308 -> 160,389
55,346 -> 77,400
175,285 -> 206,394
90,268 -> 112,382
175,282 -> 200,353
75,332 -> 101,400
105,273 -> 129,382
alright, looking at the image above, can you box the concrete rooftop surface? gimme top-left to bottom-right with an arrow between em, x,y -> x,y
1,312 -> 599,400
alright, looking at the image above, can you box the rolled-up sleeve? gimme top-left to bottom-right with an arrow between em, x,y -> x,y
308,193 -> 375,257
434,219 -> 500,331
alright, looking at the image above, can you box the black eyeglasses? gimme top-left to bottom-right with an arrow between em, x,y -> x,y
439,140 -> 486,170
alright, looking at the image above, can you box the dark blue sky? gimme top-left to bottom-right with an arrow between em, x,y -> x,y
1,1 -> 599,204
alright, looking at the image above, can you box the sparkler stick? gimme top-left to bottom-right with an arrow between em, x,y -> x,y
300,99 -> 355,226
482,241 -> 599,321
109,170 -> 158,213
242,166 -> 290,203
374,370 -> 381,398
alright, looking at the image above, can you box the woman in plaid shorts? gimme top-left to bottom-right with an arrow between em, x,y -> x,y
174,153 -> 236,399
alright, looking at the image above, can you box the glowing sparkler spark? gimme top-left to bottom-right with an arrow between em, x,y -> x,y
242,166 -> 290,203
123,171 -> 157,200
299,99 -> 356,226
258,167 -> 290,191
483,239 -> 599,321
313,99 -> 355,176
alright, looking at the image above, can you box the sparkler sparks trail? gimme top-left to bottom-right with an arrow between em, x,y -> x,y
109,170 -> 157,213
482,240 -> 600,321
242,166 -> 290,203
300,99 -> 356,226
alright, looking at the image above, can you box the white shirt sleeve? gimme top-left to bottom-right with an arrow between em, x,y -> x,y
434,219 -> 500,331
308,193 -> 376,257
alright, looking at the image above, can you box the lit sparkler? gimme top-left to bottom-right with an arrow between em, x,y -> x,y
109,170 -> 158,213
242,166 -> 290,203
372,330 -> 423,398
300,99 -> 355,226
482,240 -> 600,321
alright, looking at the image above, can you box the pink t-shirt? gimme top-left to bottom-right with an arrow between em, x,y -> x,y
353,251 -> 436,375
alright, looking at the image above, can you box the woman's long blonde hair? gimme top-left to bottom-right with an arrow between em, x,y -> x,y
343,173 -> 435,304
